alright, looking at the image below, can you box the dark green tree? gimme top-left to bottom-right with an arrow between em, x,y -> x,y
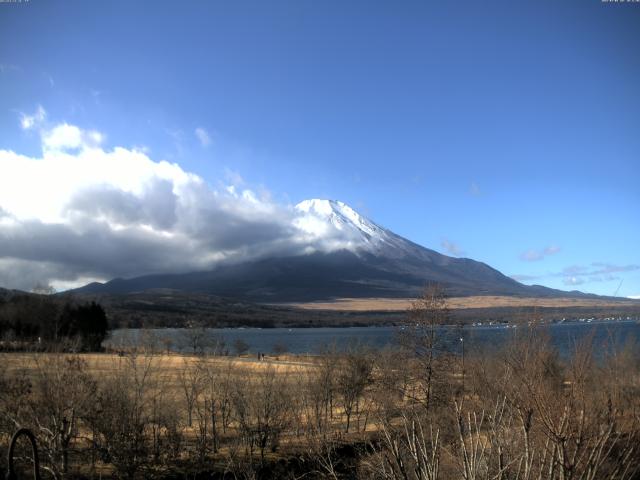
58,301 -> 109,351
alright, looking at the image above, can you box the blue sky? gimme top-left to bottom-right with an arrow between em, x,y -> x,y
1,0 -> 639,296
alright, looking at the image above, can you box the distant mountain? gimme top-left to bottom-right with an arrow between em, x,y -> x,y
72,199 -> 601,302
0,287 -> 25,301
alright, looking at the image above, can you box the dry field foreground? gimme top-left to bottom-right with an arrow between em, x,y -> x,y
1,339 -> 639,480
0,351 -> 354,477
286,295 -> 640,311
1,351 -> 317,383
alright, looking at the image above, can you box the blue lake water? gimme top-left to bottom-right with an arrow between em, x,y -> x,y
106,319 -> 640,357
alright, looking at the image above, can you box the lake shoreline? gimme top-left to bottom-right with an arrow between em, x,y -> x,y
105,319 -> 640,356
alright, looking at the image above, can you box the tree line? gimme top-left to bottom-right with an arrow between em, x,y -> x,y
0,293 -> 109,351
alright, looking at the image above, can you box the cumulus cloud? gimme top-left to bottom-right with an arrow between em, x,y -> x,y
42,123 -> 83,149
0,114 -> 360,291
520,245 -> 561,262
441,239 -> 465,257
195,127 -> 211,147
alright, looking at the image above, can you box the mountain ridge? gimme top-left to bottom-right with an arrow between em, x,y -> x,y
71,199 -> 609,302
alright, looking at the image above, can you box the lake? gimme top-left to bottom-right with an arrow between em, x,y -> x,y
105,318 -> 640,357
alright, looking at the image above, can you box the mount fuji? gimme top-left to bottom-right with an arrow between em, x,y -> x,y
73,199 -> 588,301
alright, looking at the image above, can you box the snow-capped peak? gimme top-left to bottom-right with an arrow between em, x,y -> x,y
295,199 -> 377,234
295,199 -> 382,236
293,198 -> 412,257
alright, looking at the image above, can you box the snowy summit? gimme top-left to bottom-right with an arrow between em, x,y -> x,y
293,199 -> 419,258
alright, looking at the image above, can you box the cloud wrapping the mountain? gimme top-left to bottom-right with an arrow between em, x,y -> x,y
0,117 -> 356,290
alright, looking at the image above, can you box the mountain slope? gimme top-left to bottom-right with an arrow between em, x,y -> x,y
73,199 -> 598,301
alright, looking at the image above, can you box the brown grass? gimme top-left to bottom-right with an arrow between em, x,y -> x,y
284,295 -> 638,311
0,351 -> 317,378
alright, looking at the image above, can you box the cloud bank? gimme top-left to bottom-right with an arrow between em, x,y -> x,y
0,112 -> 358,290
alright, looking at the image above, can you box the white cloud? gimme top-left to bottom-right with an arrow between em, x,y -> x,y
0,118 -> 364,290
42,123 -> 83,150
20,105 -> 47,130
195,127 -> 211,147
544,245 -> 561,256
520,245 -> 561,262
40,123 -> 104,152
441,238 -> 465,257
513,263 -> 637,288
628,295 -> 640,300
590,262 -> 639,275
520,250 -> 544,262
563,276 -> 585,286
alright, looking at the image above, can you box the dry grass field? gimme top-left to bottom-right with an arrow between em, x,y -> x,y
0,351 -> 318,386
0,350 -> 344,478
286,295 -> 640,311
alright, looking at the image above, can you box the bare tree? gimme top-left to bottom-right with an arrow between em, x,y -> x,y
197,357 -> 234,453
178,358 -> 203,427
231,365 -> 293,463
234,338 -> 250,356
368,409 -> 441,480
27,354 -> 96,477
152,397 -> 184,465
399,283 -> 451,411
336,346 -> 373,433
86,352 -> 159,480
457,326 -> 640,480
182,326 -> 208,355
